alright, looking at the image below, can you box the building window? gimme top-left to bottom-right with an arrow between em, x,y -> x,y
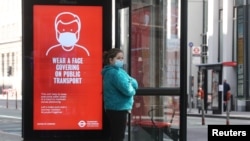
218,9 -> 223,62
1,54 -> 4,77
131,0 -> 180,88
235,0 -> 245,6
12,52 -> 14,76
236,7 -> 244,97
233,7 -> 237,61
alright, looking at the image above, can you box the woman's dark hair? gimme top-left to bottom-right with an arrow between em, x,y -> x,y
103,48 -> 123,66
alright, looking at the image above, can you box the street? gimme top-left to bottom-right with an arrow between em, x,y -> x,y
187,116 -> 250,141
0,98 -> 22,110
1,115 -> 250,141
1,104 -> 250,141
0,116 -> 21,135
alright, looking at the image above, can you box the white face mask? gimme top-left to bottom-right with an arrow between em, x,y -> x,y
57,32 -> 78,47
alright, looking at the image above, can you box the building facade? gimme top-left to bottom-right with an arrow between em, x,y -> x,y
0,0 -> 22,98
188,0 -> 250,111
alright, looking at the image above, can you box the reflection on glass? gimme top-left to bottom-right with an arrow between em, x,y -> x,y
127,0 -> 181,140
119,7 -> 130,71
130,95 -> 180,141
131,0 -> 180,88
211,71 -> 219,109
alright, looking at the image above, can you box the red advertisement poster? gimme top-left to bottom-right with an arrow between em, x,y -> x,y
33,5 -> 103,130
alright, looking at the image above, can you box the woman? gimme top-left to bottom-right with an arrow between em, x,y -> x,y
102,48 -> 138,141
196,87 -> 204,113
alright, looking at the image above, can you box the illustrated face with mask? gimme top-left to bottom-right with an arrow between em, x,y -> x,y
110,52 -> 124,68
55,12 -> 81,50
46,12 -> 90,56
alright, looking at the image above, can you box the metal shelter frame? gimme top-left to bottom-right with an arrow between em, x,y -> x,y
196,62 -> 236,114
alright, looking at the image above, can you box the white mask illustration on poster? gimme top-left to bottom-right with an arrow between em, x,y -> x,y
46,12 -> 90,56
57,32 -> 78,48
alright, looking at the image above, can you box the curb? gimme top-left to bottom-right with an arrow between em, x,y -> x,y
187,113 -> 250,120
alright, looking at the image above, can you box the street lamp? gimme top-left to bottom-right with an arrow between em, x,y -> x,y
188,42 -> 193,112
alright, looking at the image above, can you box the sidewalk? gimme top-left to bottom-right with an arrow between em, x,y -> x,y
1,107 -> 250,141
187,108 -> 250,120
0,132 -> 22,141
0,107 -> 22,141
0,93 -> 22,100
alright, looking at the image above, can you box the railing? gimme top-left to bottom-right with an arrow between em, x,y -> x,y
131,104 -> 179,141
1,88 -> 20,109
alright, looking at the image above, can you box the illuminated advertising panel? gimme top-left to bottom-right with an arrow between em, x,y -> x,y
33,5 -> 103,130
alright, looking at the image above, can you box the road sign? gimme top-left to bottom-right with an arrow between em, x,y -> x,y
189,42 -> 193,47
192,46 -> 201,55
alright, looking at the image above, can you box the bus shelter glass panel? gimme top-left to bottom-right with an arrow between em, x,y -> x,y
131,0 -> 180,88
119,7 -> 130,72
131,95 -> 180,141
128,0 -> 181,141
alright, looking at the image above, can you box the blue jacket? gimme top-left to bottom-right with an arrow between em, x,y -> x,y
102,65 -> 138,111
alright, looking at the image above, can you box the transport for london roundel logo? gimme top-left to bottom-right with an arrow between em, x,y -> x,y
78,120 -> 86,127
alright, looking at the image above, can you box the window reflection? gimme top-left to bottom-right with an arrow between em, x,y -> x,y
126,0 -> 181,140
131,0 -> 180,88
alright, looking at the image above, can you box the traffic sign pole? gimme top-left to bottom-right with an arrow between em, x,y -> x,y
188,42 -> 193,113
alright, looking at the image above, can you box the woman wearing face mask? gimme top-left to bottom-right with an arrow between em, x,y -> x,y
102,48 -> 138,141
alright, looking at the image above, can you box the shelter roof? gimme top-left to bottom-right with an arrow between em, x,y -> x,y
196,61 -> 236,70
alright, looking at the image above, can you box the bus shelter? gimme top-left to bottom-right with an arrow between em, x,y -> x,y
197,62 -> 236,114
22,0 -> 188,141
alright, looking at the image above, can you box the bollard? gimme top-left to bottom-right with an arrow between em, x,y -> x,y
6,90 -> 9,108
226,101 -> 230,125
226,91 -> 231,125
15,91 -> 18,109
201,99 -> 205,125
